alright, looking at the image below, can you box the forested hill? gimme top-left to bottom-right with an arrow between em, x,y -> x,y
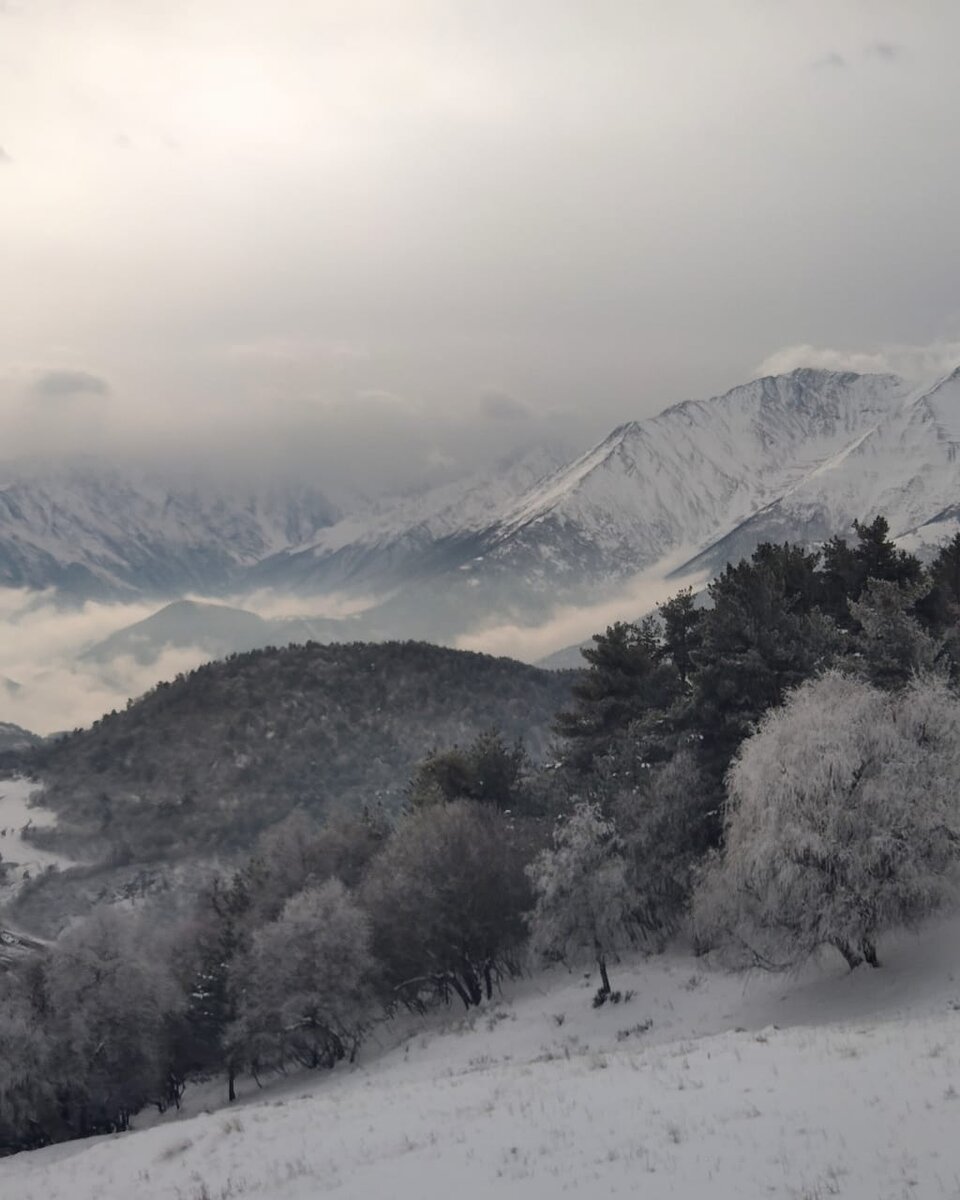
25,641 -> 576,860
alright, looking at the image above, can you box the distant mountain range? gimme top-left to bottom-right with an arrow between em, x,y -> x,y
4,366 -> 960,650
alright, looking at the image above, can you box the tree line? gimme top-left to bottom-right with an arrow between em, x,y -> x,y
5,516 -> 960,1154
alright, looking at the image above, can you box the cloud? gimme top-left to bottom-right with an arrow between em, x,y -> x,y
755,341 -> 960,384
29,369 -> 111,400
456,554 -> 709,664
478,389 -> 531,421
0,584 -> 393,734
866,41 -> 902,62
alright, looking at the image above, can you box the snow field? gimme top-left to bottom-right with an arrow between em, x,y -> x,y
0,778 -> 75,905
5,916 -> 960,1199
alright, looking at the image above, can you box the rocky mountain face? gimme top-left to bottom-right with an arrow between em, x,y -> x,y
3,368 -> 959,639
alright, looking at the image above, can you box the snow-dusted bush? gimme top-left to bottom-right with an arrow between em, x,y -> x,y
229,879 -> 375,1073
695,671 -> 960,969
527,801 -> 634,996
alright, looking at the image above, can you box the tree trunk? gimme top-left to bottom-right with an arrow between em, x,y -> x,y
833,939 -> 863,970
860,937 -> 880,968
447,974 -> 474,1009
597,954 -> 611,996
228,1062 -> 237,1103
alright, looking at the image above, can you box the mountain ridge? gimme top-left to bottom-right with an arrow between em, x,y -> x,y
2,367 -> 959,649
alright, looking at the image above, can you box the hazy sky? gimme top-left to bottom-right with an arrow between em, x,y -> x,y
2,0 -> 959,491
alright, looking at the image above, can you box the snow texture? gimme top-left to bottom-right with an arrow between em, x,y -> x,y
5,916 -> 960,1198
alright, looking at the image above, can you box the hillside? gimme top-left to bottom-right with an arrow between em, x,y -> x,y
78,599 -> 332,667
3,918 -> 960,1199
25,641 -> 575,861
0,722 -> 41,753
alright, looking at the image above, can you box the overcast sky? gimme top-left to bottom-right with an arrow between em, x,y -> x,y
2,0 -> 959,492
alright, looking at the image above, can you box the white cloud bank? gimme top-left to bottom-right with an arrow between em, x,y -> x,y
457,558 -> 708,664
0,590 -> 216,734
756,340 -> 960,384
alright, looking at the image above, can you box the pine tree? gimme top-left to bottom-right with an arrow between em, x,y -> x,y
658,587 -> 702,685
918,533 -> 960,634
848,579 -> 939,689
691,543 -> 841,794
822,516 -> 923,625
554,619 -> 680,771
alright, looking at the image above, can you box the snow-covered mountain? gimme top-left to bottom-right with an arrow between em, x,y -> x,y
0,461 -> 341,599
246,369 -> 918,613
680,366 -> 960,574
3,367 -> 960,639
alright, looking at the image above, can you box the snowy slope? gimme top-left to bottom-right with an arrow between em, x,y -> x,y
681,367 -> 960,574
0,777 -> 77,906
246,443 -> 571,595
5,918 -> 960,1198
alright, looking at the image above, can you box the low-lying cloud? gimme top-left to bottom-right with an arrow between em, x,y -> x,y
456,557 -> 709,664
30,369 -> 112,400
0,590 -> 212,734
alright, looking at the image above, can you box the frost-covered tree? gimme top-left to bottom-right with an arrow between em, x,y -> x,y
606,746 -> 711,941
527,801 -> 634,996
695,671 -> 960,970
362,800 -> 532,1008
0,969 -> 57,1153
43,907 -> 182,1134
229,879 -> 375,1074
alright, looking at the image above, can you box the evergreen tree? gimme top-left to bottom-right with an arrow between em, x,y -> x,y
822,516 -> 923,625
918,532 -> 960,634
848,579 -> 939,690
691,543 -> 841,795
554,618 -> 680,771
658,587 -> 702,685
407,729 -> 530,812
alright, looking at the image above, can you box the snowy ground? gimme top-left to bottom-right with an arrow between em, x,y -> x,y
0,777 -> 76,905
5,919 -> 960,1199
